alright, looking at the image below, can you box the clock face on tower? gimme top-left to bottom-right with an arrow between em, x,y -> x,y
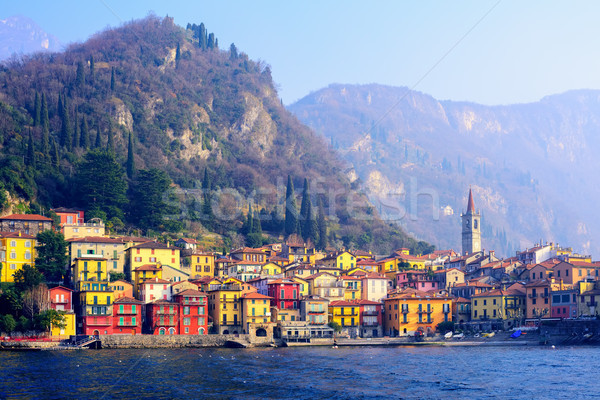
465,220 -> 470,228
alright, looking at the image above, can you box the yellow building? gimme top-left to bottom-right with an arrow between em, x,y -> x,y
397,255 -> 427,271
241,292 -> 272,333
471,283 -> 526,329
0,231 -> 36,283
72,255 -> 108,286
68,237 -> 127,277
321,251 -> 357,271
207,282 -> 243,334
133,264 -> 162,297
341,275 -> 362,301
329,300 -> 359,334
306,272 -> 345,301
260,262 -> 283,277
383,288 -> 452,336
186,251 -> 216,278
291,276 -> 309,297
50,312 -> 76,338
377,257 -> 400,281
126,242 -> 180,280
78,280 -> 114,335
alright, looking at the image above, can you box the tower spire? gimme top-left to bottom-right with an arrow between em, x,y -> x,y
467,187 -> 475,213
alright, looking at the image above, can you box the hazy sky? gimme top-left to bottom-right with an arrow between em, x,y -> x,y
3,1 -> 600,105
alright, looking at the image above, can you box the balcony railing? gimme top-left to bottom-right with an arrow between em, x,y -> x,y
156,321 -> 177,327
540,293 -> 549,298
417,319 -> 433,324
117,322 -> 138,327
587,301 -> 598,307
362,310 -> 379,316
156,310 -> 177,315
528,294 -> 537,298
308,310 -> 325,314
85,318 -> 111,326
116,310 -> 138,315
417,310 -> 433,314
362,321 -> 380,327
333,311 -> 358,317
401,309 -> 409,314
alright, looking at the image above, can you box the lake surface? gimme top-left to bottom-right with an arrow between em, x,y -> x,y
1,345 -> 599,399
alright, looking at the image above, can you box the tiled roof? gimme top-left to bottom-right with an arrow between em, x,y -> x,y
0,231 -> 35,239
113,296 -> 143,304
0,214 -> 52,221
130,241 -> 173,250
174,289 -> 206,297
329,300 -> 356,307
242,292 -> 272,300
68,236 -> 124,243
141,277 -> 170,284
134,264 -> 161,272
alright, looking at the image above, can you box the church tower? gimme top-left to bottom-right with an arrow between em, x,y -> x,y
461,188 -> 481,255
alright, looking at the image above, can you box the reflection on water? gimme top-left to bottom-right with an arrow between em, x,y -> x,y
0,346 -> 598,399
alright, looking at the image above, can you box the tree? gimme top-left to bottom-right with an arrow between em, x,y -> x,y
26,130 -> 35,167
201,168 -> 214,228
299,178 -> 310,238
13,264 -> 43,293
73,113 -> 80,149
110,67 -> 115,91
436,321 -> 455,333
328,321 -> 342,333
230,43 -> 238,60
33,91 -> 41,126
41,92 -> 49,135
89,55 -> 95,84
51,138 -> 60,168
303,200 -> 318,244
80,116 -> 90,149
60,100 -> 73,151
252,209 -> 262,234
129,168 -> 172,230
94,125 -> 101,148
35,230 -> 68,283
106,125 -> 115,153
109,272 -> 126,282
317,197 -> 327,250
242,203 -> 253,235
0,314 -> 16,334
74,150 -> 128,220
22,283 -> 49,319
199,23 -> 207,50
207,33 -> 215,49
284,175 -> 298,236
34,309 -> 65,332
75,61 -> 85,87
126,132 -> 135,178
175,42 -> 181,69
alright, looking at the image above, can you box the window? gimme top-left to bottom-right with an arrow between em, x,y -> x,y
184,306 -> 190,315
183,317 -> 190,326
10,241 -> 16,247
9,252 -> 16,259
119,317 -> 124,325
280,301 -> 284,309
25,241 -> 31,247
119,305 -> 124,313
132,305 -> 136,313
134,257 -> 142,262
150,257 -> 157,263
25,251 -> 31,260
493,299 -> 496,305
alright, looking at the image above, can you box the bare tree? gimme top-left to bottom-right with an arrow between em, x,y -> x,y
22,284 -> 50,319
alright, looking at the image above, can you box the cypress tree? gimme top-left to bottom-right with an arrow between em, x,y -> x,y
175,42 -> 181,69
94,125 -> 101,149
51,138 -> 60,168
42,130 -> 50,159
110,67 -> 115,91
202,168 -> 214,228
215,38 -> 218,49
199,23 -> 207,50
33,91 -> 41,126
41,93 -> 49,134
230,43 -> 238,60
73,113 -> 80,149
252,209 -> 262,234
317,197 -> 327,250
89,55 -> 95,84
207,33 -> 215,49
243,203 -> 253,235
303,200 -> 317,244
75,61 -> 85,87
284,175 -> 298,235
299,178 -> 310,237
26,130 -> 35,167
106,125 -> 115,153
60,100 -> 73,151
126,132 -> 135,178
80,116 -> 89,149
57,93 -> 63,120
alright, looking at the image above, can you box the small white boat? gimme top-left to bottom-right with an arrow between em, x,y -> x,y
444,332 -> 453,339
454,333 -> 464,339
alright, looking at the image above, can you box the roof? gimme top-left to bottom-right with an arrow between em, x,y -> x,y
116,236 -> 153,243
140,277 -> 170,285
130,241 -> 173,250
0,214 -> 53,221
134,264 -> 161,272
454,297 -> 471,303
329,300 -> 357,307
177,238 -> 198,244
354,299 -> 381,306
151,299 -> 178,305
49,285 -> 74,292
453,281 -> 492,288
0,231 -> 35,239
242,292 -> 272,300
113,296 -> 143,304
174,289 -> 206,297
68,236 -> 124,244
267,279 -> 297,285
304,272 -> 337,280
357,259 -> 378,265
300,294 -> 329,302
51,207 -> 83,213
109,280 -> 132,286
387,287 -> 451,300
466,188 -> 475,213
230,247 -> 267,254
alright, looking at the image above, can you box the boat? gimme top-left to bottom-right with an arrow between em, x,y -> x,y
482,332 -> 495,338
444,332 -> 453,339
454,333 -> 464,339
510,330 -> 522,339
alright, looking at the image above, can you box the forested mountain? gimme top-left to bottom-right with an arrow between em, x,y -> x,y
0,16 -> 431,254
0,16 -> 61,61
290,84 -> 600,257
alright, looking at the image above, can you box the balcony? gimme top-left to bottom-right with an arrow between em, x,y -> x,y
528,294 -> 537,299
333,311 -> 358,317
362,310 -> 379,316
417,310 -> 433,315
587,301 -> 598,307
362,321 -> 380,327
117,322 -> 138,327
540,293 -> 549,298
156,320 -> 177,327
417,319 -> 433,324
84,317 -> 111,326
116,310 -> 138,315
156,309 -> 177,315
401,309 -> 409,314
308,310 -> 326,314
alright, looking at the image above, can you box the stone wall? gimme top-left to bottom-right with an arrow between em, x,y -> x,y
99,334 -> 251,348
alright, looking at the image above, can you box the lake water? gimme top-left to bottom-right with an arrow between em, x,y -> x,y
1,345 -> 599,399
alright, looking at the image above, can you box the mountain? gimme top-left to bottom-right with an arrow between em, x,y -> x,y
289,84 -> 600,257
0,17 -> 429,254
0,15 -> 61,60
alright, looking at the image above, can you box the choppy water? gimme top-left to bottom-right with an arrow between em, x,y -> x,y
0,345 -> 599,399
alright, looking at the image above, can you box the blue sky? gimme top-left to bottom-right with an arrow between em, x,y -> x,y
3,1 -> 600,105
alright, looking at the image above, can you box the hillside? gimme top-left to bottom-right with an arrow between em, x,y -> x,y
289,84 -> 600,257
0,15 -> 61,61
0,17 -> 430,254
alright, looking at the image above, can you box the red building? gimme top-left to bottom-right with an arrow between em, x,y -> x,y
173,289 -> 209,335
356,299 -> 383,338
52,207 -> 85,226
146,299 -> 180,335
267,278 -> 300,310
395,271 -> 439,291
113,297 -> 143,335
49,286 -> 74,312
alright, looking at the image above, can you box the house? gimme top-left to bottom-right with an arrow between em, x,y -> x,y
280,240 -> 316,264
173,289 -> 208,335
450,280 -> 493,299
207,282 -> 243,334
320,251 -> 356,271
174,237 -> 199,251
395,270 -> 438,291
112,297 -> 143,335
356,299 -> 383,338
356,259 -> 379,273
259,262 -> 283,277
230,247 -> 268,263
453,297 -> 472,325
305,272 -> 345,301
340,275 -> 362,301
125,241 -> 180,280
109,280 -> 133,299
49,286 -> 75,338
291,276 -> 309,297
0,214 -> 53,236
553,261 -> 600,285
171,280 -> 201,296
383,288 -> 452,337
133,264 -> 163,297
267,278 -> 300,310
227,260 -> 262,282
578,288 -> 600,318
138,277 -> 171,304
517,243 -> 554,265
551,288 -> 578,319
215,256 -> 236,277
524,279 -> 560,322
470,283 -> 526,330
71,255 -> 108,287
241,292 -> 273,334
185,251 -> 215,278
359,272 -> 390,302
433,268 -> 465,290
52,207 -> 84,225
160,264 -> 190,283
299,295 -> 329,325
146,299 -> 179,335
77,280 -> 114,335
68,237 -> 127,277
0,231 -> 36,283
329,300 -> 360,337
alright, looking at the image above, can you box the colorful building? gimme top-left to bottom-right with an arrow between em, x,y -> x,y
0,214 -> 52,236
49,286 -> 75,338
77,280 -> 114,335
340,275 -> 362,301
112,297 -> 143,335
329,300 -> 360,337
173,289 -> 208,335
321,251 -> 356,270
383,288 -> 452,337
305,272 -> 345,301
146,299 -> 179,335
109,280 -> 134,300
357,299 -> 383,338
471,283 -> 526,329
359,272 -> 390,302
241,292 -> 272,333
300,295 -> 329,325
185,251 -> 215,278
125,241 -> 180,280
133,264 -> 163,297
207,282 -> 243,334
0,231 -> 35,283
68,236 -> 126,276
71,255 -> 108,287
267,278 -> 300,310
551,288 -> 578,319
138,277 -> 171,303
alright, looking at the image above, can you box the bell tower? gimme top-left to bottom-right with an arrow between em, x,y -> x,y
461,188 -> 481,255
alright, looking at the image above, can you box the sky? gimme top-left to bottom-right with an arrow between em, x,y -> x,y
3,1 -> 600,105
